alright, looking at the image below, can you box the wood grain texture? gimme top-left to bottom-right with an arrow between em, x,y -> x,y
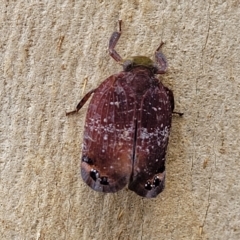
1,1 -> 240,239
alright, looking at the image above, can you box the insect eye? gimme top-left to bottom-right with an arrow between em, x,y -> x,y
144,181 -> 152,190
123,59 -> 133,71
100,176 -> 109,185
90,169 -> 99,181
82,155 -> 93,165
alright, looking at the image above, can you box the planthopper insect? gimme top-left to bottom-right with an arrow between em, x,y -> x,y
67,20 -> 183,198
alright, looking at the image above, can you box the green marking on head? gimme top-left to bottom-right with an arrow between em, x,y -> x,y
122,56 -> 157,72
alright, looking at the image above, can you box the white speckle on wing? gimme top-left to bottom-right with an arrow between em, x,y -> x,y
110,101 -> 120,107
103,134 -> 108,140
139,126 -> 170,148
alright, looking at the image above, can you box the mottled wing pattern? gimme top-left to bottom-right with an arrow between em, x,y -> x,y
81,72 -> 136,193
128,83 -> 174,198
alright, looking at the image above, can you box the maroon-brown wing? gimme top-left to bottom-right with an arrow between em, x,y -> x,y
128,83 -> 174,198
81,72 -> 136,193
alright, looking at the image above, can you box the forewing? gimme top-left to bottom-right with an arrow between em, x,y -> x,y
81,73 -> 136,193
128,83 -> 174,198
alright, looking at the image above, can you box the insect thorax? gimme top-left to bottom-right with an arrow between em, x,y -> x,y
122,56 -> 157,73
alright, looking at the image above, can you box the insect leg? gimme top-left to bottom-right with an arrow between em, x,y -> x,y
155,42 -> 168,74
109,20 -> 123,63
164,86 -> 184,116
66,89 -> 95,116
164,86 -> 174,112
173,111 -> 184,116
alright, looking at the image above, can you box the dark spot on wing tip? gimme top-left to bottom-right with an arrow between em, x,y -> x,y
145,181 -> 152,190
153,176 -> 161,186
144,176 -> 162,191
100,176 -> 109,185
90,169 -> 99,181
82,155 -> 93,165
89,169 -> 109,185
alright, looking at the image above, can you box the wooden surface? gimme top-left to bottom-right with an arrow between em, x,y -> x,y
1,1 -> 240,239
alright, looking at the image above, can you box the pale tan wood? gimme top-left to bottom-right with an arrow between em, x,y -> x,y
1,1 -> 240,239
